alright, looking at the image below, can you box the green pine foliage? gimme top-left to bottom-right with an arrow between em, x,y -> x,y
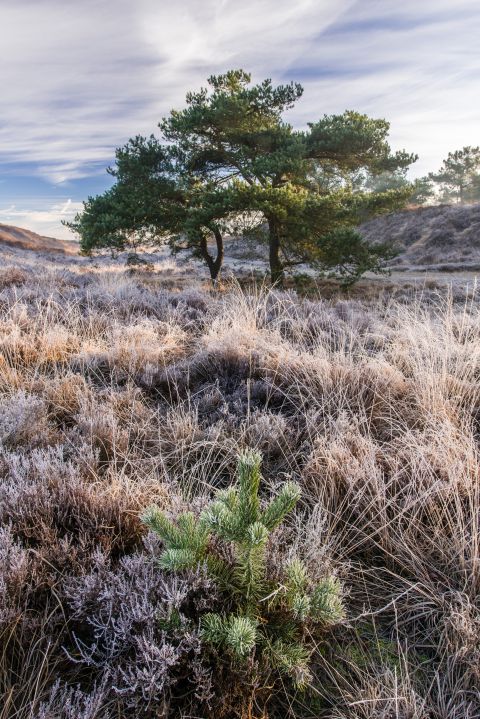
141,451 -> 345,695
69,70 -> 417,286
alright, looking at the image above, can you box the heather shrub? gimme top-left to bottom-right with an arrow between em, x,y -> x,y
0,391 -> 55,448
54,547 -> 216,718
0,526 -> 31,627
0,267 -> 29,289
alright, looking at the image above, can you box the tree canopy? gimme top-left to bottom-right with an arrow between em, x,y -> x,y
68,69 -> 417,284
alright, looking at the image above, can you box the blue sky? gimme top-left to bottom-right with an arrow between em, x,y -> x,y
1,0 -> 479,239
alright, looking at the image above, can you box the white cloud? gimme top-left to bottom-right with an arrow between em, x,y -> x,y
0,0 -> 479,239
0,0 -> 351,182
288,0 -> 480,175
0,200 -> 83,240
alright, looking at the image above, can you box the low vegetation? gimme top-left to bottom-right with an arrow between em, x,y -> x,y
0,256 -> 479,718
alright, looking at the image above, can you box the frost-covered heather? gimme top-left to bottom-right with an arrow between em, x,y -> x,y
0,254 -> 479,718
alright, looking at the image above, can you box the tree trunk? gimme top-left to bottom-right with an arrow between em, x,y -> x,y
210,226 -> 224,286
198,227 -> 224,286
267,218 -> 284,285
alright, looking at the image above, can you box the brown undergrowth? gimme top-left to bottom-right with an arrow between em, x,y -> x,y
0,260 -> 479,718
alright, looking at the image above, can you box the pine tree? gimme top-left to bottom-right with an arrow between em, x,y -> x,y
141,451 -> 344,695
428,146 -> 480,204
70,70 -> 416,286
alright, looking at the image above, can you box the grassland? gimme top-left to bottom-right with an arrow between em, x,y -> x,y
0,252 -> 479,718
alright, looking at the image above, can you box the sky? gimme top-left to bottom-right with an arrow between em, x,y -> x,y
1,0 -> 479,240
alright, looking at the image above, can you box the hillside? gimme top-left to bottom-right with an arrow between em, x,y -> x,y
222,204 -> 480,275
3,203 -> 480,275
360,202 -> 480,269
0,223 -> 78,255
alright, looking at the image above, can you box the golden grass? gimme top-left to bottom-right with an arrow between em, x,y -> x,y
0,259 -> 479,717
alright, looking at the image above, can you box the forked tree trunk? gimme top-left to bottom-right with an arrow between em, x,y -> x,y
199,227 -> 224,286
267,218 -> 284,285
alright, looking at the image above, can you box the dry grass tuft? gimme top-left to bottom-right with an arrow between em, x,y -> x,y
0,256 -> 479,717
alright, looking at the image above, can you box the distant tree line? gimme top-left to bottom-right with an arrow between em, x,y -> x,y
362,146 -> 480,207
68,69 -> 420,285
425,146 -> 480,204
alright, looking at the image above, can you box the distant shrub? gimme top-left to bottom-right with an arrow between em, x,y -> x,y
0,266 -> 29,289
126,252 -> 155,273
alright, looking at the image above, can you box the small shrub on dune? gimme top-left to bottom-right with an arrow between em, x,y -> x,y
55,548 -> 215,719
0,390 -> 57,448
245,410 -> 294,459
0,267 -> 29,289
0,526 -> 31,627
0,444 -> 167,577
42,373 -> 93,426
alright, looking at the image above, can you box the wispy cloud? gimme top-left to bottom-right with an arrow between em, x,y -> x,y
0,0 -> 349,183
0,0 -> 479,238
0,200 -> 83,239
290,1 -> 480,174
